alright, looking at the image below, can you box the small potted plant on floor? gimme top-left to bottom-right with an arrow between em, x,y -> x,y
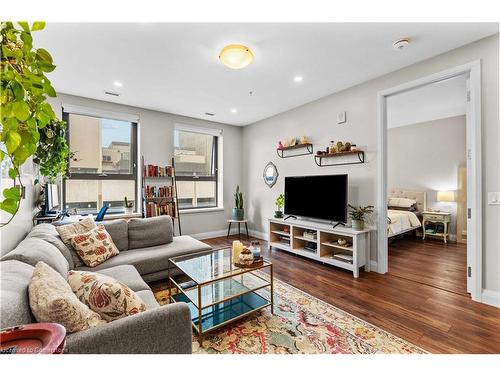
274,194 -> 285,218
348,204 -> 374,230
232,185 -> 244,220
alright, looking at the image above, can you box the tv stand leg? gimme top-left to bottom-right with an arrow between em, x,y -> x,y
284,215 -> 297,221
332,222 -> 345,229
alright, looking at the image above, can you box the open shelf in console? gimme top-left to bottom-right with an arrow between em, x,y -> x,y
269,221 -> 291,247
292,226 -> 318,254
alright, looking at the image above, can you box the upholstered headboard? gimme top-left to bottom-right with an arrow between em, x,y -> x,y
388,189 -> 427,213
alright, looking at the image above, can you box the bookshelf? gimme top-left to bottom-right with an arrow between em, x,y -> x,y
141,156 -> 182,235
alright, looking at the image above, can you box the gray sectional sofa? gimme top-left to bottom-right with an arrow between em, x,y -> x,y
0,215 -> 212,354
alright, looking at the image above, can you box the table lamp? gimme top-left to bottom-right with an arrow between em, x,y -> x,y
437,191 -> 455,202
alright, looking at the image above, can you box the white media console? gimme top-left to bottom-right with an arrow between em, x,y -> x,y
268,217 -> 372,278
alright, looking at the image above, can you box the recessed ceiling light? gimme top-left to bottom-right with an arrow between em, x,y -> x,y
393,38 -> 410,51
219,44 -> 254,69
231,108 -> 238,114
293,76 -> 303,83
113,81 -> 123,87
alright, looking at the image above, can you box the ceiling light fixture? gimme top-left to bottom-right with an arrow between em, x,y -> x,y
392,38 -> 410,51
231,108 -> 238,113
113,81 -> 123,87
293,76 -> 303,83
219,44 -> 254,69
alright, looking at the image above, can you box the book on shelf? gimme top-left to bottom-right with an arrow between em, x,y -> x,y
143,164 -> 174,177
144,201 -> 177,218
332,253 -> 353,263
143,185 -> 174,199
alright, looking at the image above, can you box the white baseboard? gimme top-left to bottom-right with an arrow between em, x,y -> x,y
482,289 -> 500,308
188,229 -> 227,240
249,230 -> 267,240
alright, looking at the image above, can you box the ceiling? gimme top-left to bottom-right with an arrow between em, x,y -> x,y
34,23 -> 498,126
387,74 -> 467,128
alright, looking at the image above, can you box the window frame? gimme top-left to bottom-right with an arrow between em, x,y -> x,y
174,129 -> 219,210
62,111 -> 139,214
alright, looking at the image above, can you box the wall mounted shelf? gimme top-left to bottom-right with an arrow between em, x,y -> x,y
276,143 -> 313,158
314,150 -> 364,167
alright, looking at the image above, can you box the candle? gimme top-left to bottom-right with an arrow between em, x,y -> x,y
232,240 -> 244,264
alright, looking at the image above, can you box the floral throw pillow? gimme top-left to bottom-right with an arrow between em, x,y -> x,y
68,270 -> 147,322
70,225 -> 119,267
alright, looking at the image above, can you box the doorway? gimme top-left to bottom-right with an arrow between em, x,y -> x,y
376,61 -> 482,302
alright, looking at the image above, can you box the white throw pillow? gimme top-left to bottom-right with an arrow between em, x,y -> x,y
388,197 -> 417,208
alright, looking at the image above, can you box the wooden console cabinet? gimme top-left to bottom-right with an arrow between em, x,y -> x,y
268,218 -> 372,278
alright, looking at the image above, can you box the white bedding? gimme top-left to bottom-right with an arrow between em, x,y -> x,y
387,209 -> 421,237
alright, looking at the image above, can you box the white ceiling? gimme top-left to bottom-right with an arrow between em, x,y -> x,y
34,23 -> 498,126
387,74 -> 467,128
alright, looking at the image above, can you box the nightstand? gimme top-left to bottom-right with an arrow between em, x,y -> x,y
422,211 -> 451,243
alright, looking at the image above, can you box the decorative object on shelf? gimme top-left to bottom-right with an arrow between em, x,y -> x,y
238,247 -> 255,266
283,139 -> 290,147
232,185 -> 244,220
276,142 -> 313,158
232,240 -> 244,264
337,238 -> 347,246
283,226 -> 290,233
277,141 -> 284,149
300,135 -> 309,144
248,240 -> 261,257
289,137 -> 297,147
1,22 -> 60,226
274,193 -> 285,218
314,150 -> 365,167
124,197 -> 134,214
303,230 -> 317,240
263,161 -> 279,188
348,204 -> 374,230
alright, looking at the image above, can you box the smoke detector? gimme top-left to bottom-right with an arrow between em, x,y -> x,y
393,38 -> 410,51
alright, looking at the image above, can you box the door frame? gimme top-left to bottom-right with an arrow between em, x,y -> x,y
376,60 -> 482,302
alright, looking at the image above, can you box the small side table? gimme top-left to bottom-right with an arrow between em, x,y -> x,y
227,219 -> 249,239
422,211 -> 451,243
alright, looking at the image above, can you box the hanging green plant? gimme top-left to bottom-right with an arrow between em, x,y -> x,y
1,21 -> 58,226
33,119 -> 73,182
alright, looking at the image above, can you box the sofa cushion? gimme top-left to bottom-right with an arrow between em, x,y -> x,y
135,290 -> 160,309
27,224 -> 75,269
94,265 -> 150,292
55,216 -> 97,268
0,260 -> 36,329
70,225 -> 120,268
76,235 -> 212,276
101,219 -> 128,251
128,216 -> 173,250
68,270 -> 147,322
29,262 -> 103,333
2,237 -> 69,277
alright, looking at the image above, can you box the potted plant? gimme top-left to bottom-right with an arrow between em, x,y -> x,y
274,194 -> 284,218
124,197 -> 134,214
232,185 -> 244,220
348,204 -> 374,230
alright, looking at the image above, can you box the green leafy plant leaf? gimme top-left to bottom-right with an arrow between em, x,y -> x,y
5,131 -> 22,153
31,22 -> 45,31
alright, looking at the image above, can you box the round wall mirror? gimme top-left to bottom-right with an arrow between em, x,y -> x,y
263,162 -> 279,188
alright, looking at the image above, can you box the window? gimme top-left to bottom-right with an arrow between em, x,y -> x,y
174,128 -> 218,209
63,112 -> 138,215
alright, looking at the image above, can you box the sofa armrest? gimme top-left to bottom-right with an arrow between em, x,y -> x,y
64,302 -> 192,354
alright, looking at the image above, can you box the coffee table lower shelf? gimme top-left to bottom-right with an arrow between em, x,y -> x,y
172,292 -> 271,342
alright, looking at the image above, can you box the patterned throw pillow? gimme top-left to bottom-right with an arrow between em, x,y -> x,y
29,262 -> 104,333
70,225 -> 119,267
56,217 -> 97,267
68,270 -> 147,322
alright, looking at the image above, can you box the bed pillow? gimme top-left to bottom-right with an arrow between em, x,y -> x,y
70,225 -> 119,268
56,217 -> 97,267
388,197 -> 417,209
68,270 -> 147,322
29,262 -> 104,333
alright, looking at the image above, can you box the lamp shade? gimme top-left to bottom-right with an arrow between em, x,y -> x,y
219,44 -> 254,69
437,191 -> 455,202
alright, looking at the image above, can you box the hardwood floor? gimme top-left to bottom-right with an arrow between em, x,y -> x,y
202,235 -> 500,354
389,236 -> 467,296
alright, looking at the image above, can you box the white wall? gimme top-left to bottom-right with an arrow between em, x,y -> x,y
387,116 -> 466,237
242,34 -> 499,295
47,94 -> 243,237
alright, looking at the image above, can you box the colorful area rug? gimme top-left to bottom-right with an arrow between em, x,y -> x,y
152,273 -> 425,354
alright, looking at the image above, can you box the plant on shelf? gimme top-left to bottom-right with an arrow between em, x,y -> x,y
124,196 -> 133,214
274,193 -> 284,218
232,185 -> 244,220
348,204 -> 374,230
1,21 -> 59,226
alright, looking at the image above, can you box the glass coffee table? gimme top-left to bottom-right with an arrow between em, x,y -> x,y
168,248 -> 273,345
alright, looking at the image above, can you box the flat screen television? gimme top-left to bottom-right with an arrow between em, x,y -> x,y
284,174 -> 347,223
44,183 -> 60,215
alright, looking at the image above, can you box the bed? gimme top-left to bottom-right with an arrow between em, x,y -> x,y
387,189 -> 426,238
